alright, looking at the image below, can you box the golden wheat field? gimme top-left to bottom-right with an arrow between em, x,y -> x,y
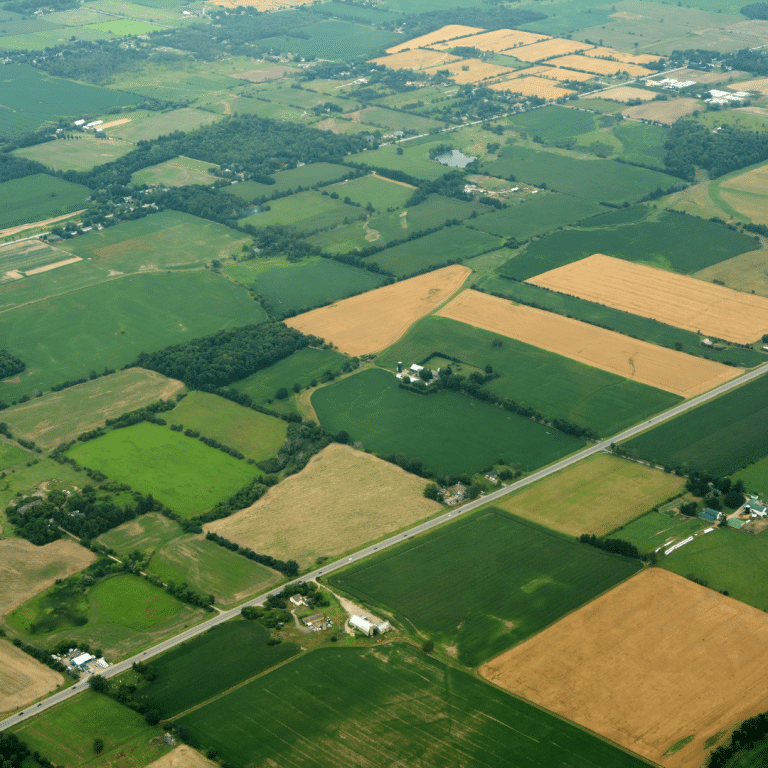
371,49 -> 461,71
583,85 -> 657,102
729,76 -> 768,95
0,640 -> 63,714
490,76 -> 575,100
430,27 -> 549,52
549,53 -> 653,77
423,58 -> 516,84
385,24 -> 485,54
512,38 -> 590,62
581,46 -> 662,65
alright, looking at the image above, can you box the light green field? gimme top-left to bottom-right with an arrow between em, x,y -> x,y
67,423 -> 259,518
0,439 -> 29,471
325,175 -> 413,211
105,108 -> 219,143
84,18 -> 163,35
14,138 -> 134,172
610,510 -> 708,556
169,391 -> 287,462
349,140 -> 452,182
0,174 -> 90,230
131,155 -> 218,187
735,455 -> 768,498
97,513 -> 182,558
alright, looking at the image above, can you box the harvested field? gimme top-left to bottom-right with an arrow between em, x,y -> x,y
0,639 -> 63,714
583,85 -> 657,102
730,76 -> 768,95
430,28 -> 549,52
582,47 -> 661,65
622,98 -> 700,124
206,443 -> 441,569
535,66 -> 595,82
549,54 -> 653,77
479,569 -> 768,768
371,49 -> 461,71
423,58 -> 516,84
512,38 -> 590,62
385,25 -> 485,54
528,253 -> 768,344
0,538 -> 95,616
286,264 -> 470,356
720,162 -> 768,196
436,290 -> 741,397
490,77 -> 575,100
144,746 -> 217,768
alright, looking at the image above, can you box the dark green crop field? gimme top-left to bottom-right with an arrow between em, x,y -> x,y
508,106 -> 596,141
132,620 -> 299,718
331,508 -> 640,666
614,122 -> 668,167
499,212 -> 760,279
312,368 -> 584,477
622,374 -> 768,475
177,643 -> 650,768
377,315 -> 679,435
0,174 -> 90,229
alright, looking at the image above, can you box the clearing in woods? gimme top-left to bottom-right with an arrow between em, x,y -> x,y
286,264 -> 470,356
205,443 -> 442,569
479,569 -> 768,768
0,538 -> 95,616
436,290 -> 741,397
528,253 -> 768,344
0,638 -> 63,714
493,454 -> 685,537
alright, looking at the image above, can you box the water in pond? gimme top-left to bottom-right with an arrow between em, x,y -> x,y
435,150 -> 477,168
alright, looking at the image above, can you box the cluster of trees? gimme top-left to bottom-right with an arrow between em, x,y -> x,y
205,532 -> 299,576
266,581 -> 330,611
0,349 -> 25,379
579,534 -> 641,560
741,2 -> 768,18
0,154 -> 48,184
0,733 -> 58,768
686,472 -> 746,510
668,46 -> 768,75
255,421 -> 334,479
169,425 -> 247,462
8,635 -> 69,676
134,322 -> 320,389
707,710 -> 768,766
407,170 -> 474,207
161,580 -> 214,609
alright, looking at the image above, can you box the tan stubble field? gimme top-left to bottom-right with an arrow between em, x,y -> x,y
0,639 -> 63,714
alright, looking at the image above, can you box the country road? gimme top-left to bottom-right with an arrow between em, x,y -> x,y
3,360 -> 768,733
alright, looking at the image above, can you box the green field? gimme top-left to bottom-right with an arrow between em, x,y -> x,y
499,212 -> 761,279
349,140 -> 452,182
325,175 -> 413,211
131,155 -> 218,187
68,423 -> 259,517
735,455 -> 768,498
0,270 -> 263,400
377,315 -> 680,436
331,508 -> 640,665
479,277 -> 764,367
169,391 -> 286,462
228,163 -> 351,201
148,535 -> 280,606
177,643 -> 650,768
509,106 -> 596,141
352,105 -> 443,132
11,692 -> 173,768
131,619 -> 299,718
312,368 -> 584,477
609,510 -> 708,556
84,18 -> 162,35
97,513 -> 182,558
0,174 -> 90,229
14,138 -> 134,172
614,122 -> 668,167
484,144 -> 680,203
622,374 -> 768,475
0,439 -> 29,471
105,108 -> 219,143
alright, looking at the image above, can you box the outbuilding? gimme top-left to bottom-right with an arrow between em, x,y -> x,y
349,615 -> 374,636
72,653 -> 94,667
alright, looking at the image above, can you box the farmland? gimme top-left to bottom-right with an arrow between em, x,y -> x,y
0,368 -> 183,451
622,374 -> 768,475
612,509 -> 707,556
494,454 -> 685,537
287,264 -> 470,356
67,423 -> 258,518
479,569 -> 768,768
324,174 -> 412,210
736,455 -> 768,498
97,513 -> 182,560
14,138 -> 134,172
348,141 -> 454,182
312,368 -> 584,477
177,643 -> 650,768
584,86 -> 658,103
330,508 -> 639,666
622,98 -> 701,124
436,290 -> 740,397
0,638 -> 63,714
105,108 -> 219,143
131,156 -> 218,187
0,174 -> 90,230
507,105 -> 596,141
206,443 -> 442,568
377,315 -> 680,436
385,24 -> 484,53
168,391 -> 287,462
0,441 -> 28,472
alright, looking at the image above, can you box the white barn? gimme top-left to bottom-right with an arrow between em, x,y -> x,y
349,615 -> 375,636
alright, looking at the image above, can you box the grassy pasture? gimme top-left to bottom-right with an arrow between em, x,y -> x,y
377,315 -> 680,436
613,121 -> 668,167
484,144 -> 679,203
735,455 -> 768,498
508,105 -> 596,141
325,175 -> 412,211
178,643 -> 649,768
97,513 -> 182,559
169,391 -> 286,462
68,423 -> 259,518
105,108 -> 218,143
0,270 -> 263,401
349,140 -> 451,181
239,190 -> 365,233
609,510 -> 708,557
312,368 -> 584,477
131,155 -> 217,187
84,18 -> 162,35
148,535 -> 280,607
131,620 -> 299,719
0,174 -> 90,230
331,508 -> 640,666
14,138 -> 134,172
622,374 -> 768,475
0,440 -> 29,471
266,162 -> 351,194
499,212 -> 760,279
1,368 -> 183,451
350,105 -> 443,132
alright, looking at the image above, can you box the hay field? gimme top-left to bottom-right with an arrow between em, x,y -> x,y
0,538 -> 95,616
549,54 -> 653,77
0,639 -> 63,714
494,454 -> 684,537
730,76 -> 768,96
436,290 -> 741,397
529,254 -> 768,344
145,746 -> 217,768
423,58 -> 516,84
385,25 -> 484,54
622,98 -> 700,124
479,569 -> 768,768
286,264 -> 470,356
431,28 -> 549,52
490,77 -> 575,100
512,38 -> 590,62
371,49 -> 461,71
205,443 -> 441,568
720,162 -> 768,196
583,86 -> 657,102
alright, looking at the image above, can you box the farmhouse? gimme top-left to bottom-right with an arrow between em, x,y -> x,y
290,594 -> 308,607
745,500 -> 768,518
349,615 -> 375,636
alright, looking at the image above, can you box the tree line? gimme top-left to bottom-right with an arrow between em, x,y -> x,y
707,710 -> 768,766
205,532 -> 299,576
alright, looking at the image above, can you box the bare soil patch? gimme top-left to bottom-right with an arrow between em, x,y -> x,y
0,210 -> 87,239
529,253 -> 768,344
437,289 -> 741,397
480,569 -> 768,768
370,172 -> 416,189
0,538 -> 95,617
622,98 -> 700,124
144,745 -> 217,768
100,118 -> 132,129
0,639 -> 63,714
385,25 -> 485,54
286,264 -> 470,356
205,443 -> 441,569
583,85 -> 656,102
24,257 -> 81,276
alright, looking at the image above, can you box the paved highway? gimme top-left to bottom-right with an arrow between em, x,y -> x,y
3,360 -> 768,733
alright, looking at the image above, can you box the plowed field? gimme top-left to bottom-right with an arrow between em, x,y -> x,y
286,264 -> 470,356
480,569 -> 768,768
0,639 -> 63,713
436,290 -> 741,397
386,25 -> 484,54
528,254 -> 768,344
371,50 -> 460,71
550,54 -> 653,77
512,39 -> 590,62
